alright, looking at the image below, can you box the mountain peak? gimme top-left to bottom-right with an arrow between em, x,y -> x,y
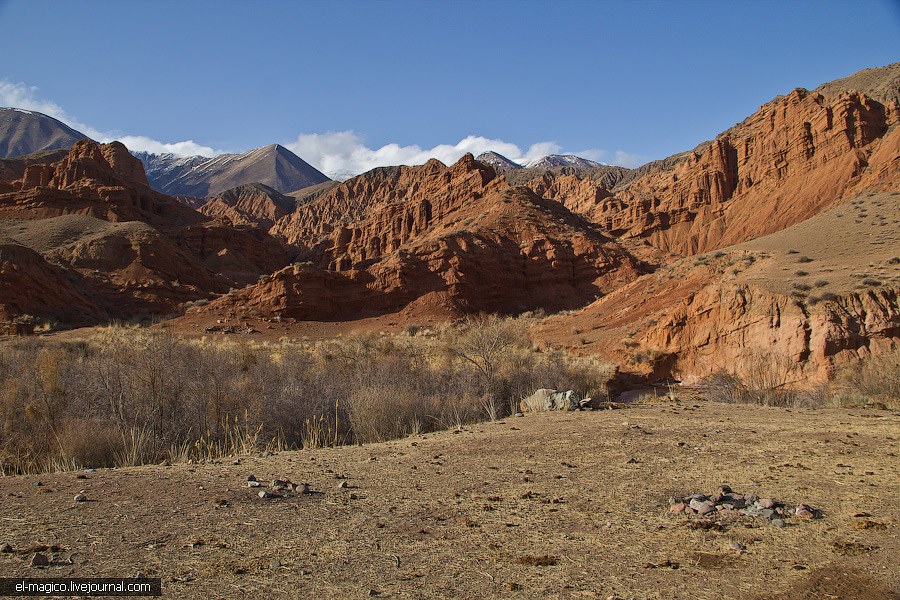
0,107 -> 90,158
475,151 -> 522,174
524,154 -> 607,170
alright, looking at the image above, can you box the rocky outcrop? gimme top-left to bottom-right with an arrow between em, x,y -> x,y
0,141 -> 289,325
641,283 -> 898,383
0,242 -> 105,324
205,156 -> 644,321
199,183 -> 297,230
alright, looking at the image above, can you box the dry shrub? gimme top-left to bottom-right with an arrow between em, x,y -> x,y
701,351 -> 798,406
833,349 -> 900,408
0,317 -> 619,474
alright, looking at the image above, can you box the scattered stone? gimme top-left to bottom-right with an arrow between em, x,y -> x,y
247,475 -> 257,482
258,490 -> 281,499
771,518 -> 786,528
30,553 -> 49,567
670,502 -> 686,513
270,559 -> 282,568
247,481 -> 261,488
32,481 -> 43,487
0,543 -> 12,553
795,504 -> 815,520
626,458 -> 638,464
73,493 -> 88,502
730,541 -> 746,552
755,498 -> 776,509
514,412 -> 524,418
295,482 -> 310,494
338,480 -> 349,489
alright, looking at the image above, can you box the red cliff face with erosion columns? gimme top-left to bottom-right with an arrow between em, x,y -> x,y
209,153 -> 646,320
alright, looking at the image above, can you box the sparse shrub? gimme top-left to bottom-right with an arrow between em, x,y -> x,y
792,282 -> 812,291
796,256 -> 814,263
786,249 -> 799,254
814,279 -> 829,288
700,351 -> 798,407
833,349 -> 900,407
795,270 -> 809,277
862,278 -> 881,286
0,318 -> 618,474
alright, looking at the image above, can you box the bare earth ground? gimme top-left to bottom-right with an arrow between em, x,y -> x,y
1,401 -> 897,599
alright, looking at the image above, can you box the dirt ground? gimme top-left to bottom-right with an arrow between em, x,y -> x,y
0,400 -> 897,599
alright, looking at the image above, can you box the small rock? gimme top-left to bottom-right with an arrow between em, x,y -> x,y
32,481 -> 43,487
730,541 -> 747,552
0,543 -> 12,553
73,493 -> 88,502
795,504 -> 815,520
338,480 -> 349,489
626,458 -> 638,464
756,498 -> 775,509
247,474 -> 257,482
771,518 -> 786,528
670,502 -> 686,513
514,412 -> 524,417
689,499 -> 716,516
270,559 -> 282,568
232,460 -> 241,466
247,481 -> 261,488
760,509 -> 775,520
30,553 -> 49,567
295,482 -> 310,494
258,490 -> 281,499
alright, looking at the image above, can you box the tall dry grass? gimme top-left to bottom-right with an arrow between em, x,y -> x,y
0,316 -> 617,474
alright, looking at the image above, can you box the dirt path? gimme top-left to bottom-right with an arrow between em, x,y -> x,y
1,401 -> 897,599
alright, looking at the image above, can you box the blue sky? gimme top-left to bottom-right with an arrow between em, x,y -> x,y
1,0 -> 898,175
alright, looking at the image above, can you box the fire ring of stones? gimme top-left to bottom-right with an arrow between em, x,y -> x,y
669,485 -> 819,529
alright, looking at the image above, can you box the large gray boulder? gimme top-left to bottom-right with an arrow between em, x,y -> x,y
520,388 -> 583,412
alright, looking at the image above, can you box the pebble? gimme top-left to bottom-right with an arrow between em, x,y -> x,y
258,490 -> 280,499
270,559 -> 282,568
74,493 -> 88,502
0,543 -> 12,553
756,498 -> 776,509
771,518 -> 786,528
670,502 -> 686,513
730,541 -> 747,552
247,475 -> 257,482
295,482 -> 310,494
30,553 -> 49,567
795,504 -> 815,520
247,481 -> 261,488
32,481 -> 43,487
338,480 -> 349,489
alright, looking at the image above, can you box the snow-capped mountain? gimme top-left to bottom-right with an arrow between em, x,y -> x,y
524,154 -> 608,170
475,151 -> 523,174
133,144 -> 330,197
0,107 -> 89,158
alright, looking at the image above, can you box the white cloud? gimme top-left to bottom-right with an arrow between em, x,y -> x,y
1,79 -> 647,171
114,136 -> 219,157
612,150 -> 647,169
285,132 -> 564,179
0,80 -> 223,157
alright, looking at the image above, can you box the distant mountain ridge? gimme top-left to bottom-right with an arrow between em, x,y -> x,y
0,108 -> 89,158
134,144 -> 330,198
524,154 -> 608,169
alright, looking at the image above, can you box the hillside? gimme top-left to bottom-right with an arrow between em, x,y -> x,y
0,140 -> 288,324
536,190 -> 900,383
0,108 -> 89,158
